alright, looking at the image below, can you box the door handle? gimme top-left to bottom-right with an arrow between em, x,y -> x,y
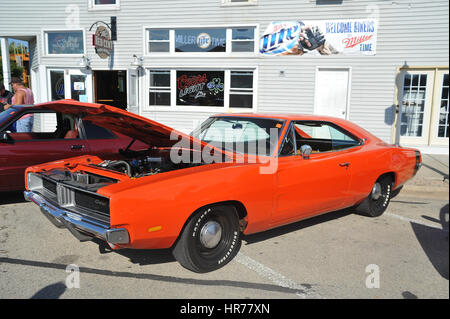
339,162 -> 350,168
71,145 -> 84,150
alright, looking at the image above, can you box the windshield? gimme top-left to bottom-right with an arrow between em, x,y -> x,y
192,116 -> 285,156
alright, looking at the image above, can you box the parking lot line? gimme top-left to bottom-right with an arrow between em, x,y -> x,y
234,252 -> 322,299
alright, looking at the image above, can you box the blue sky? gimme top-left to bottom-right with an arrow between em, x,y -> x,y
9,38 -> 28,48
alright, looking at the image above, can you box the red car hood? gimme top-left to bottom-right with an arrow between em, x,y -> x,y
38,100 -> 213,151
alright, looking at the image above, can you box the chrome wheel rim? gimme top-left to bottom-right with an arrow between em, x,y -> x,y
199,221 -> 222,249
371,182 -> 382,200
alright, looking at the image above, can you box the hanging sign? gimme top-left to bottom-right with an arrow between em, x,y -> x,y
93,26 -> 113,59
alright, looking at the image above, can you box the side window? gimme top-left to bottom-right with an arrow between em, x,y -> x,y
7,112 -> 81,140
82,120 -> 116,139
279,125 -> 296,156
8,112 -> 57,135
294,121 -> 360,153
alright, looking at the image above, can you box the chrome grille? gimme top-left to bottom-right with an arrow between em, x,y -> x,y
57,184 -> 75,207
30,173 -> 110,226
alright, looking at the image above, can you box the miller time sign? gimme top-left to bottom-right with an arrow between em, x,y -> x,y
93,26 -> 113,59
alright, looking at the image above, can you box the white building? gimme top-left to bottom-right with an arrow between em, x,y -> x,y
1,0 -> 448,153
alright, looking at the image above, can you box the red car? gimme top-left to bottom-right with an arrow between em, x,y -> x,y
23,101 -> 422,273
0,102 -> 146,191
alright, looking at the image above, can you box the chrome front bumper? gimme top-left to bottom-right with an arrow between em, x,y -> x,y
24,191 -> 129,246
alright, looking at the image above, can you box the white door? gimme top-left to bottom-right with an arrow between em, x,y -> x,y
398,70 -> 435,146
314,68 -> 351,119
47,69 -> 93,102
127,68 -> 139,114
429,71 -> 449,146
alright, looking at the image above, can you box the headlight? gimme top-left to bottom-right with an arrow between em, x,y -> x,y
27,173 -> 43,191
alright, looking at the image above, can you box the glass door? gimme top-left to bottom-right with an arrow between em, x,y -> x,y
398,70 -> 434,146
48,69 -> 92,102
429,71 -> 449,146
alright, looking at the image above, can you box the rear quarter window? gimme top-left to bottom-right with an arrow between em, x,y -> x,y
82,120 -> 116,139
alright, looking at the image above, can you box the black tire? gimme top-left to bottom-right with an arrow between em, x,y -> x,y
355,176 -> 393,217
172,205 -> 242,273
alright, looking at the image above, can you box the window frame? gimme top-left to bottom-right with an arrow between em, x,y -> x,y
144,67 -> 257,112
220,0 -> 258,7
79,119 -> 118,140
148,70 -> 172,107
144,24 -> 259,57
43,29 -> 86,57
88,0 -> 121,11
278,120 -> 364,157
1,109 -> 83,142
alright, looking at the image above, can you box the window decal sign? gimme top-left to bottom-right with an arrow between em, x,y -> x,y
175,29 -> 226,52
177,71 -> 225,106
47,31 -> 84,54
260,19 -> 378,56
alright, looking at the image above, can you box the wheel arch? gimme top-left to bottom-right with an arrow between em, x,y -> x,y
378,171 -> 397,187
171,200 -> 248,248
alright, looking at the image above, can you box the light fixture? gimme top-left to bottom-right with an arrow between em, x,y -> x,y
131,54 -> 144,68
79,55 -> 91,69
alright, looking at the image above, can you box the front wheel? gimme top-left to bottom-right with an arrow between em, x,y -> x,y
172,205 -> 242,273
355,176 -> 393,217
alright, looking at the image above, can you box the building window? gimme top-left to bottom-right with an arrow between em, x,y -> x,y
230,71 -> 253,108
89,0 -> 120,10
146,69 -> 254,110
45,31 -> 84,55
177,71 -> 225,107
146,26 -> 256,54
231,28 -> 255,52
95,0 -> 116,4
438,74 -> 449,138
149,70 -> 171,106
148,29 -> 170,53
175,29 -> 226,53
221,0 -> 258,6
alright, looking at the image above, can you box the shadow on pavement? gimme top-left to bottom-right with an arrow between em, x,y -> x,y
411,204 -> 449,280
30,282 -> 66,299
0,191 -> 27,205
0,256 -> 307,296
243,208 -> 353,245
94,238 -> 176,265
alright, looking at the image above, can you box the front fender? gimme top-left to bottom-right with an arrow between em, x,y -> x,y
104,162 -> 275,249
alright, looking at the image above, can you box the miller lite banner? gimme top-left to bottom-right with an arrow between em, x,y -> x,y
260,19 -> 378,56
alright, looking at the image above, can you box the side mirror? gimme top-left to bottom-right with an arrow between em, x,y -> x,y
300,144 -> 312,159
0,132 -> 11,143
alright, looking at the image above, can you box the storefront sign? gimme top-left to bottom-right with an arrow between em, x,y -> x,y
177,71 -> 225,106
175,29 -> 226,52
260,19 -> 378,56
47,31 -> 84,54
93,26 -> 113,59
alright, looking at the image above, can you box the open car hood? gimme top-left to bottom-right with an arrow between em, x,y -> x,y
38,100 -> 213,150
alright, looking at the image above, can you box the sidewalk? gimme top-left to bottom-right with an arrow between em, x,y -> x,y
401,154 -> 449,200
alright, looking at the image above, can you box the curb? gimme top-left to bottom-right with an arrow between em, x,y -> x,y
399,184 -> 449,200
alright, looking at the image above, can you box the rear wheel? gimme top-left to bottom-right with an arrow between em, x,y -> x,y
355,176 -> 393,217
172,205 -> 241,273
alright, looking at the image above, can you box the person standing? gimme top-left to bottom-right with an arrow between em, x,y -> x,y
2,77 -> 35,132
0,82 -> 14,112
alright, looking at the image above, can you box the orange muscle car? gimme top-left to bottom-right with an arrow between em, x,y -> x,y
24,100 -> 421,273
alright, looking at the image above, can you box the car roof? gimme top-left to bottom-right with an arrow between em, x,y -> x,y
213,112 -> 346,122
212,112 -> 381,142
